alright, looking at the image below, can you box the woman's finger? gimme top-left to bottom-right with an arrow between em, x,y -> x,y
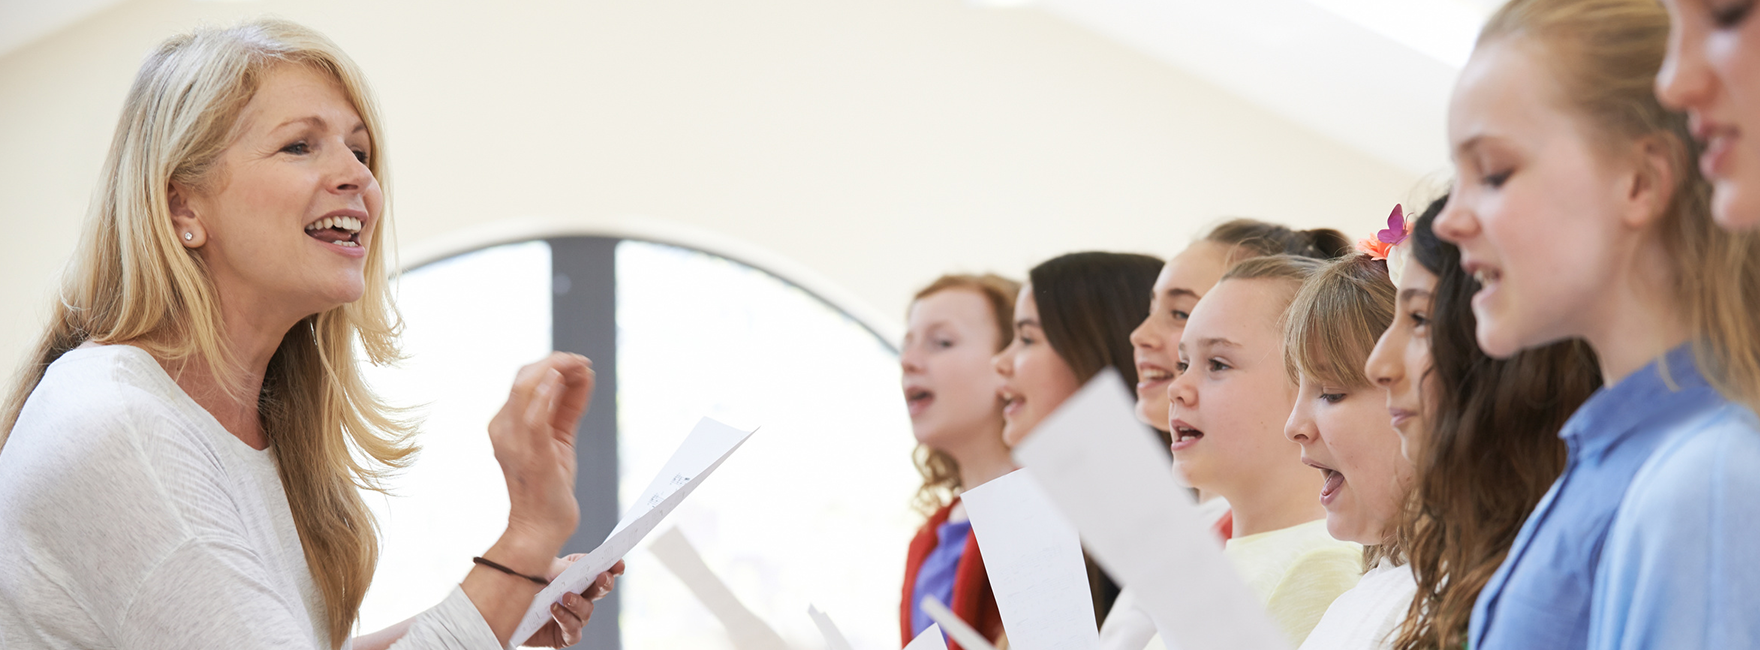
489,363 -> 547,439
587,570 -> 617,601
549,599 -> 583,647
548,354 -> 595,434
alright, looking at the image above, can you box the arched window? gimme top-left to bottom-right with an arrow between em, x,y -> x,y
358,235 -> 920,650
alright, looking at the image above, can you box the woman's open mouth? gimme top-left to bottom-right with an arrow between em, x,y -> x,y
305,215 -> 363,248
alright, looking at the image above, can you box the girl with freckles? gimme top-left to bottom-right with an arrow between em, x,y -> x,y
1164,255 -> 1361,647
1436,0 -> 1760,647
897,274 -> 1020,650
1279,253 -> 1413,650
1109,220 -> 1349,650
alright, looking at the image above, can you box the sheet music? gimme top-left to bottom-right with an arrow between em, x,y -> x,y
650,527 -> 791,650
807,605 -> 854,650
1011,370 -> 1289,650
905,624 -> 949,650
509,417 -> 756,647
961,469 -> 1100,650
919,596 -> 1000,650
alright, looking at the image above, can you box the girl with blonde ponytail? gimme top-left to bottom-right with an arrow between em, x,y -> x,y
1435,0 -> 1760,647
0,19 -> 620,649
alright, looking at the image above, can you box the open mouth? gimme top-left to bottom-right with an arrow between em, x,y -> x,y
305,215 -> 363,248
1470,266 -> 1501,289
1169,419 -> 1204,451
1137,364 -> 1174,389
1000,390 -> 1024,417
905,387 -> 935,417
1305,459 -> 1345,504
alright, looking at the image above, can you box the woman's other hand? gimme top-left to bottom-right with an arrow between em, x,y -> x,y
523,556 -> 626,648
489,352 -> 594,555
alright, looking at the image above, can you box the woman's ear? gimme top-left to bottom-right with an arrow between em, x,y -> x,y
168,182 -> 207,248
1621,135 -> 1680,229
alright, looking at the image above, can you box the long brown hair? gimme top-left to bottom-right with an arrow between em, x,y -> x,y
1475,0 -> 1760,410
908,273 -> 1020,516
0,21 -> 412,647
1392,197 -> 1602,650
1281,255 -> 1399,567
1028,252 -> 1165,392
1025,251 -> 1163,625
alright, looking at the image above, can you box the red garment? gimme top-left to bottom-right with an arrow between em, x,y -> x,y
1213,509 -> 1234,540
900,499 -> 1004,650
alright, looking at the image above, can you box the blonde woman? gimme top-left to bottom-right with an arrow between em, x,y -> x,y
0,20 -> 619,649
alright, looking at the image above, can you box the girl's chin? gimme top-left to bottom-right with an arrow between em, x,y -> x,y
1713,181 -> 1760,231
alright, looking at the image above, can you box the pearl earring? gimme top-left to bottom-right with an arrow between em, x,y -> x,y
183,232 -> 193,241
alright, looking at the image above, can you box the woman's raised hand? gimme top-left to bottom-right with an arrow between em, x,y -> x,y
489,352 -> 595,557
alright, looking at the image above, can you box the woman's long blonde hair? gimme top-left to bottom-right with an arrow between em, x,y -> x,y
1477,0 -> 1760,410
0,20 -> 413,647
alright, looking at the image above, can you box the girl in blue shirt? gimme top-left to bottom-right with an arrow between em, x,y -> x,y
1431,1 -> 1760,648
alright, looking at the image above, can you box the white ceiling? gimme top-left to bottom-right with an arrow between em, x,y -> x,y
1035,0 -> 1494,176
0,0 -> 126,58
0,0 -> 1489,176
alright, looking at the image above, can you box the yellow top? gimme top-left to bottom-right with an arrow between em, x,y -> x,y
1224,519 -> 1364,646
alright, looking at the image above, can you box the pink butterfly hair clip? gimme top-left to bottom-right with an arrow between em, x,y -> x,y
1356,204 -> 1411,261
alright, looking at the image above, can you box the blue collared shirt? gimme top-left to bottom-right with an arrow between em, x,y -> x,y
1470,344 -> 1757,650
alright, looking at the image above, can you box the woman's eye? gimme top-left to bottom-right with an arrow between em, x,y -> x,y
1410,311 -> 1429,331
1320,392 -> 1347,404
353,149 -> 369,164
1482,170 -> 1511,189
1171,310 -> 1190,322
1176,360 -> 1189,374
1207,359 -> 1230,373
934,338 -> 954,349
281,141 -> 311,155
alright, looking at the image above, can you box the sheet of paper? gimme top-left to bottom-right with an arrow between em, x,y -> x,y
905,624 -> 949,650
509,417 -> 757,648
960,469 -> 1101,650
1011,370 -> 1289,650
919,596 -> 1000,650
650,527 -> 791,650
807,605 -> 854,650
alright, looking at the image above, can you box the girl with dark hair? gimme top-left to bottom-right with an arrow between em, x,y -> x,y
1370,197 -> 1601,650
992,251 -> 1163,627
898,274 -> 1021,650
1110,220 -> 1349,650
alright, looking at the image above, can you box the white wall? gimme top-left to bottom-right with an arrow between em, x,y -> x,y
0,0 -> 1425,377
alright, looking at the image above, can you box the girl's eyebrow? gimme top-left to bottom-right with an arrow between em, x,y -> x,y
1197,337 -> 1240,350
1399,289 -> 1433,302
1016,318 -> 1040,329
1164,287 -> 1201,300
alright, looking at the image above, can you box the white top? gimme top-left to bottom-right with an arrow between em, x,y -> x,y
0,345 -> 500,649
1099,497 -> 1233,650
1297,560 -> 1417,650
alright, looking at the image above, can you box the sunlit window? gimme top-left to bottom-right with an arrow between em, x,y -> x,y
358,236 -> 919,650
